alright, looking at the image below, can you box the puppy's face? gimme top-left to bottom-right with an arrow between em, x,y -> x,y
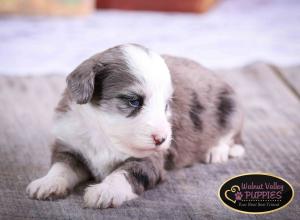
67,44 -> 173,157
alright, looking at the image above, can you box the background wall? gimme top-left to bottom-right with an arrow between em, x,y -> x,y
0,0 -> 299,75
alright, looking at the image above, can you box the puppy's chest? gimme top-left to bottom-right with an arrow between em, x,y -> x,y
78,142 -> 129,180
53,108 -> 129,180
53,114 -> 130,180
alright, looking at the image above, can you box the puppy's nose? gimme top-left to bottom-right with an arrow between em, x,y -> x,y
152,134 -> 166,146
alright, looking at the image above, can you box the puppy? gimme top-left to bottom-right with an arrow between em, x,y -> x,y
26,44 -> 244,209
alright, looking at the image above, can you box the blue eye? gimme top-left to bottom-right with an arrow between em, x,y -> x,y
129,99 -> 142,108
117,94 -> 144,109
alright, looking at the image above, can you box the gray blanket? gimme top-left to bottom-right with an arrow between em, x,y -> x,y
0,63 -> 299,220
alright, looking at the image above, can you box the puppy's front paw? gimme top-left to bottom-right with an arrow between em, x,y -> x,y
26,176 -> 69,200
83,171 -> 137,209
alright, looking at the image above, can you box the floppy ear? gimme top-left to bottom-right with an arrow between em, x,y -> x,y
66,59 -> 104,104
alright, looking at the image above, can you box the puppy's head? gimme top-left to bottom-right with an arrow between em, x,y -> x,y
66,44 -> 173,157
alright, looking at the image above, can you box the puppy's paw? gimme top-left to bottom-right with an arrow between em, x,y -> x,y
26,176 -> 69,200
205,144 -> 230,163
83,171 -> 137,209
229,144 -> 245,158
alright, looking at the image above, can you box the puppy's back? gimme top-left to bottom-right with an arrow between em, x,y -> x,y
163,55 -> 244,169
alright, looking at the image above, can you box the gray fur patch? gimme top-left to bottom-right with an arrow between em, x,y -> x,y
117,153 -> 165,195
66,59 -> 97,104
51,139 -> 92,179
217,88 -> 235,128
189,91 -> 205,131
90,50 -> 143,117
233,131 -> 244,145
66,44 -> 146,117
55,89 -> 72,113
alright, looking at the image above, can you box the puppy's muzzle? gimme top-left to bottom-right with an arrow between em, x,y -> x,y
152,134 -> 166,146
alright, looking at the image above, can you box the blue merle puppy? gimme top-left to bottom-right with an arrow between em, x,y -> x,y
26,44 -> 244,208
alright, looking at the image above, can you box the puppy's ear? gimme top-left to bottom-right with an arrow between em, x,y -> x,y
66,59 -> 104,104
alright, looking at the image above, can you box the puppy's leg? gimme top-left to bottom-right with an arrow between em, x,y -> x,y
205,142 -> 230,163
26,141 -> 90,200
205,132 -> 244,163
229,131 -> 245,158
84,153 -> 165,209
83,170 -> 138,209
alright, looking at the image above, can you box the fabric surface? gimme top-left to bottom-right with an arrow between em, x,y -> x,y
0,63 -> 299,220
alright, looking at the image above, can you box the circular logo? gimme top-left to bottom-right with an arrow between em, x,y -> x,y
218,173 -> 294,214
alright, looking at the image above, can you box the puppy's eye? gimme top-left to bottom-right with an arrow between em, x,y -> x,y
117,94 -> 144,109
129,99 -> 142,108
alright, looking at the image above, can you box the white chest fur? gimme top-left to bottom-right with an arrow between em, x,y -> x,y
52,103 -> 130,180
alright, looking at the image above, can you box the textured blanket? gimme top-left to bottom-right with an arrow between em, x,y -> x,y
0,63 -> 299,220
